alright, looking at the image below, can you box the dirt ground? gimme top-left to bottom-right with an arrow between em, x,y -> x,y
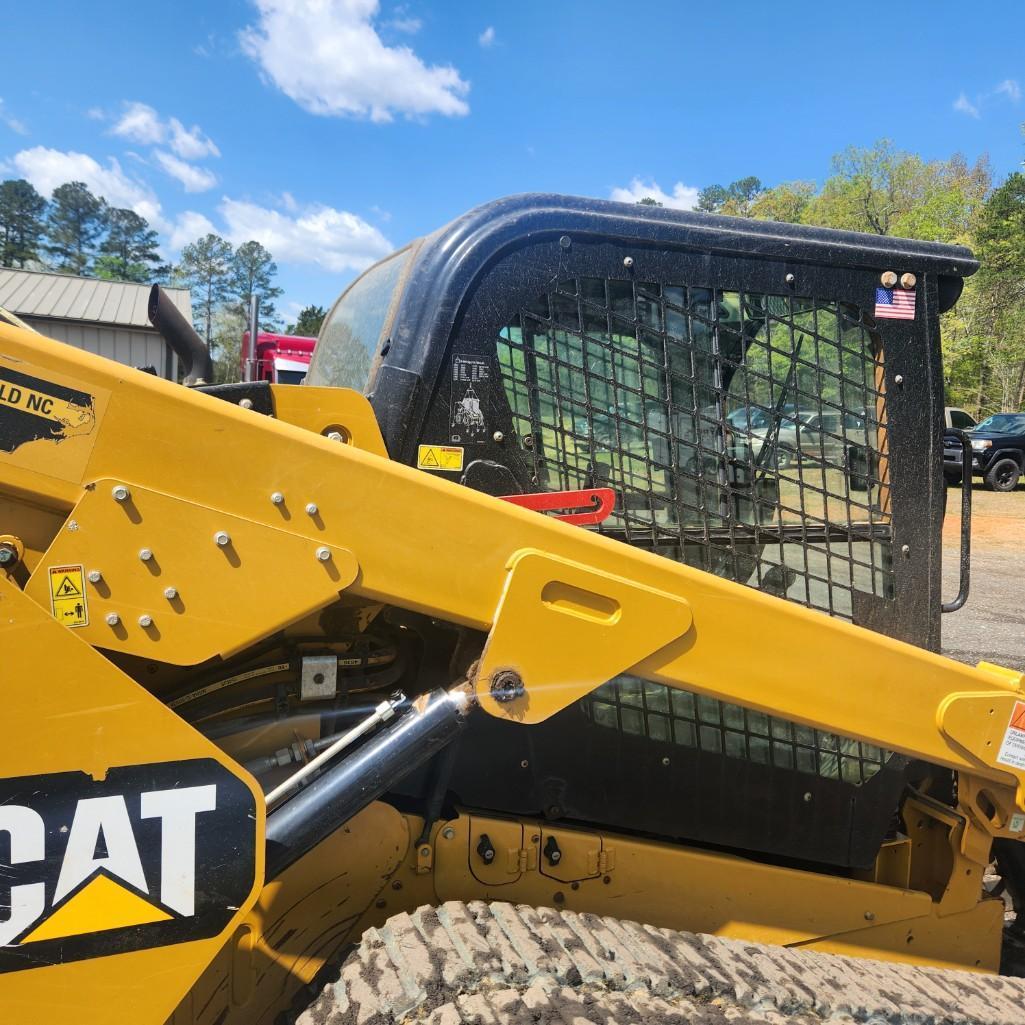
941,483 -> 1025,671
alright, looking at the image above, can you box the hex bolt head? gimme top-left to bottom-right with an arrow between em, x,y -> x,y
493,431 -> 505,443
138,614 -> 153,628
900,272 -> 917,289
623,256 -> 634,269
163,586 -> 178,600
105,612 -> 120,626
214,531 -> 231,547
442,827 -> 455,840
881,271 -> 899,288
803,792 -> 813,803
305,502 -> 319,516
139,548 -> 153,562
326,431 -> 344,442
111,485 -> 130,502
239,398 -> 254,410
270,491 -> 285,505
894,374 -> 904,385
87,569 -> 103,584
901,544 -> 911,557
315,546 -> 331,562
785,272 -> 796,286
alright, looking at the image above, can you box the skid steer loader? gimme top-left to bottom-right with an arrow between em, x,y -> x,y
2,194 -> 1024,1025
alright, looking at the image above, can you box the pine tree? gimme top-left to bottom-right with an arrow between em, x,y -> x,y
94,207 -> 165,283
176,233 -> 234,346
46,182 -> 105,274
228,241 -> 283,328
0,179 -> 47,268
290,304 -> 327,336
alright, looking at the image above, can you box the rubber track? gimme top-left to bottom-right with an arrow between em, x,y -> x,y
297,901 -> 1025,1025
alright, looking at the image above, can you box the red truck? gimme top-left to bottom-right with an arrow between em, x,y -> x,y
241,332 -> 316,385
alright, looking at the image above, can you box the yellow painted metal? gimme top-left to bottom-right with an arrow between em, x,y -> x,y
431,812 -> 1003,972
25,481 -> 358,663
0,323 -> 1019,808
0,573 -> 264,1025
170,802 -> 409,1025
269,384 -> 387,458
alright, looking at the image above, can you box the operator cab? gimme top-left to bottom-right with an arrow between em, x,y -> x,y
307,194 -> 976,870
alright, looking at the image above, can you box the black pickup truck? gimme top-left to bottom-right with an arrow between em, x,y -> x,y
944,412 -> 1025,491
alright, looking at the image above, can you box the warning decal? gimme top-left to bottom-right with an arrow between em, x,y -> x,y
997,701 -> 1025,771
417,444 -> 464,473
48,564 -> 88,628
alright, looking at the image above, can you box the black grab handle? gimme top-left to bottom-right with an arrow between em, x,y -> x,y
941,428 -> 972,613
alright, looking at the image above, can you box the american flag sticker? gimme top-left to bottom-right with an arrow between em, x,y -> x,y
875,286 -> 916,320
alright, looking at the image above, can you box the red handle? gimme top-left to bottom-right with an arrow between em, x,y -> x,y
499,488 -> 616,526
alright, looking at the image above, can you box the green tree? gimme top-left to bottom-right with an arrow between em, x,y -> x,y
697,177 -> 763,215
748,181 -> 816,223
289,304 -> 327,336
176,233 -> 234,347
0,179 -> 47,268
637,196 -> 663,207
94,207 -> 165,283
46,181 -> 105,274
228,241 -> 283,328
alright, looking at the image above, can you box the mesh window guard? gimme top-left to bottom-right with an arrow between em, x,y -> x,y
494,275 -> 896,783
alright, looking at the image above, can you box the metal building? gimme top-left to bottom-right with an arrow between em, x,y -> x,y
0,268 -> 190,380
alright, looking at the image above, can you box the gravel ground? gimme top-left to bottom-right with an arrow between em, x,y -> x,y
941,484 -> 1025,672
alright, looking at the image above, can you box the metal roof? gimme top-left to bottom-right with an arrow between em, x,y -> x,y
0,268 -> 191,329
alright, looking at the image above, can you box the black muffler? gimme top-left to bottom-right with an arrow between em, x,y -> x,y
264,689 -> 470,879
148,284 -> 214,385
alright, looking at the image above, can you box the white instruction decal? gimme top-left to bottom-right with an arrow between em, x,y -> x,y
997,701 -> 1025,771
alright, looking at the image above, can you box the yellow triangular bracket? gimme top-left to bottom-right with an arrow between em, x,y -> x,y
475,548 -> 692,724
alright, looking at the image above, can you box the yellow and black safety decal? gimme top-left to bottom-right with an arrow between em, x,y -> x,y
0,366 -> 95,452
48,564 -> 88,627
417,444 -> 464,472
0,759 -> 257,973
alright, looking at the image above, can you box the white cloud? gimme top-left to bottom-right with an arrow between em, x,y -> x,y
169,210 -> 217,250
86,106 -> 106,121
386,5 -> 421,33
478,25 -> 495,47
609,178 -> 700,210
239,0 -> 470,122
0,99 -> 28,136
953,93 -> 980,118
111,101 -> 219,159
996,78 -> 1022,102
153,151 -> 218,192
112,101 -> 165,144
10,146 -> 162,222
218,196 -> 393,273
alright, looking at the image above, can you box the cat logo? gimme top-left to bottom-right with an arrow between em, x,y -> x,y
0,759 -> 257,973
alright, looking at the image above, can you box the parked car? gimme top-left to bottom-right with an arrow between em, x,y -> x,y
945,406 -> 977,431
945,412 -> 1025,491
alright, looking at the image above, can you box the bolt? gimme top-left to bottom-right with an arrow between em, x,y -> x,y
785,272 -> 796,286
375,899 -> 386,909
214,531 -> 231,547
305,502 -> 319,516
661,757 -> 670,767
315,546 -> 331,562
881,271 -> 899,288
623,256 -> 634,269
391,880 -> 403,890
138,614 -> 153,628
66,520 -> 79,532
87,569 -> 102,584
900,272 -> 917,289
139,548 -> 153,562
901,544 -> 911,557
105,612 -> 120,626
163,586 -> 178,600
524,435 -> 534,449
420,846 -> 430,856
270,491 -> 284,505
326,431 -> 344,442
442,827 -> 455,840
559,235 -> 571,249
493,431 -> 504,443
803,792 -> 813,803
491,670 -> 525,704
864,911 -> 876,921
112,485 -> 130,502
894,374 -> 904,385
239,398 -> 254,410
520,759 -> 529,769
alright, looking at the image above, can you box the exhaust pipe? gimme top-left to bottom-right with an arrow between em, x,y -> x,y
148,284 -> 214,385
264,688 -> 470,879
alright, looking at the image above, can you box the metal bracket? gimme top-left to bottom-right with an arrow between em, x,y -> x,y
300,654 -> 338,701
475,548 -> 692,723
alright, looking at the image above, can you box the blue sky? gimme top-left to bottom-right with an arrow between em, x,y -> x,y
1,0 -> 1023,323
